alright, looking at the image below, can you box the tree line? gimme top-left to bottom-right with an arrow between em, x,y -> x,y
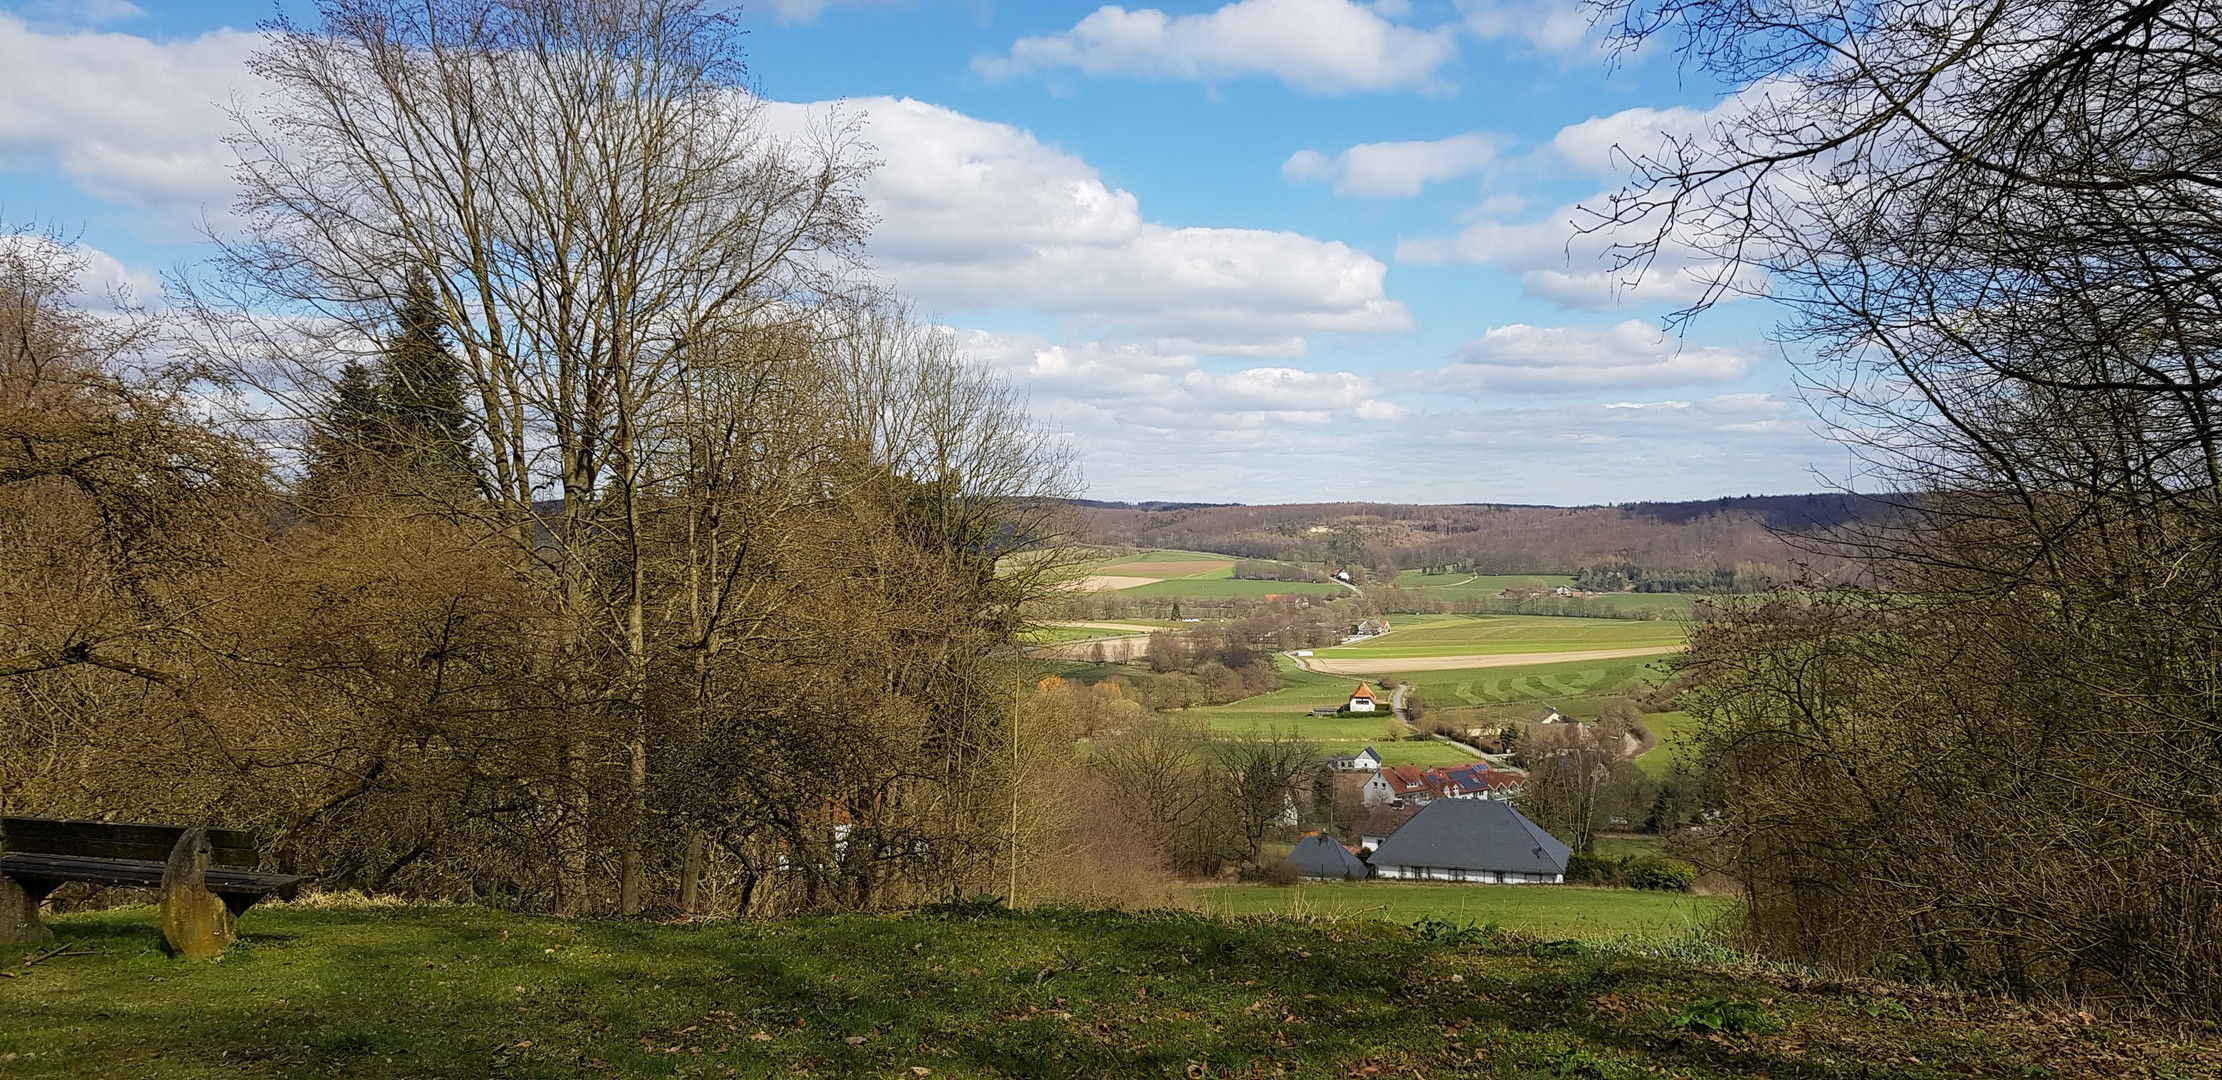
1598,0 -> 2222,1016
0,0 -> 1073,918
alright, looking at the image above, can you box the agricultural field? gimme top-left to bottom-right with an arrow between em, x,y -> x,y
1070,550 -> 1344,598
1387,571 -> 1577,598
7,901 -> 2193,1080
1635,710 -> 1703,778
1199,881 -> 1729,940
1403,652 -> 1674,729
1320,615 -> 1686,660
1181,660 -> 1472,766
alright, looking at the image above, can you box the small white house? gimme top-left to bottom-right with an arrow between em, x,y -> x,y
1325,745 -> 1383,772
1347,683 -> 1379,712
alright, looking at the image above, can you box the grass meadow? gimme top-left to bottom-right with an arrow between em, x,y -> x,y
4,900 -> 2183,1080
1198,881 -> 1728,939
1634,710 -> 1703,778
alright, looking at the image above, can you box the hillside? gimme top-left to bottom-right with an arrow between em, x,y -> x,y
6,902 -> 2213,1079
1074,495 -> 1893,584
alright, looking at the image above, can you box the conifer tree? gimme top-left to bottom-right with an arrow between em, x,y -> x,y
301,360 -> 392,504
380,271 -> 478,497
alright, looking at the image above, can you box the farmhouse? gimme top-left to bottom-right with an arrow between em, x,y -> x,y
1347,683 -> 1379,712
1324,745 -> 1383,772
1286,832 -> 1369,880
1366,799 -> 1570,884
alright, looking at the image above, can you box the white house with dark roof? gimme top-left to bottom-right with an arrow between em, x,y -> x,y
1325,745 -> 1382,772
1365,799 -> 1570,884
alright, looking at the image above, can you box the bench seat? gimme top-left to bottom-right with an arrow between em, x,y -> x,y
1,853 -> 305,897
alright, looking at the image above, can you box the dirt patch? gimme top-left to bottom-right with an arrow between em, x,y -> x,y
1094,559 -> 1231,578
1071,575 -> 1160,591
1304,645 -> 1685,676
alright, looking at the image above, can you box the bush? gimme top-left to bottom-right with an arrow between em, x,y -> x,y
1564,852 -> 1622,886
1262,858 -> 1302,886
1624,856 -> 1696,892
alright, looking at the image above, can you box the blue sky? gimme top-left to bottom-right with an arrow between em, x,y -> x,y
0,0 -> 1849,505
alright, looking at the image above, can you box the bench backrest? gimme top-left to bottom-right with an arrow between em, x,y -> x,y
0,817 -> 260,868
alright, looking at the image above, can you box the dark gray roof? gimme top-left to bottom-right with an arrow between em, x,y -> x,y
1286,833 -> 1369,880
1364,799 -> 1570,876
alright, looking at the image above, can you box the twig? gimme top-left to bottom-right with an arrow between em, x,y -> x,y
20,943 -> 91,969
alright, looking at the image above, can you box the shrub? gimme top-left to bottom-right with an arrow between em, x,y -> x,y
1624,856 -> 1696,892
1666,997 -> 1780,1034
1262,858 -> 1302,886
1564,852 -> 1622,886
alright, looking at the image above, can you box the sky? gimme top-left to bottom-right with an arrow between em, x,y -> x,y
0,0 -> 1853,505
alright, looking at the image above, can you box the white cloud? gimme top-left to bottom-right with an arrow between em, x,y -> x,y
1549,105 -> 1710,174
766,97 -> 1412,353
1457,0 -> 1594,55
1428,320 -> 1755,393
0,14 -> 259,217
964,330 -> 1395,430
975,0 -> 1458,94
1282,132 -> 1503,197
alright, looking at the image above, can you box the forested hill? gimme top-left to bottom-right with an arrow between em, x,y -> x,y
1074,494 -> 1893,582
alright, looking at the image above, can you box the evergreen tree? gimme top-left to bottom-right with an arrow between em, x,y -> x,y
380,271 -> 478,495
301,360 -> 392,504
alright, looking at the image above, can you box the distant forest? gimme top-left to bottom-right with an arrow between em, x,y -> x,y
1074,494 -> 1890,587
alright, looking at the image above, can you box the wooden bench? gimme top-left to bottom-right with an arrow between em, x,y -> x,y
1,816 -> 309,955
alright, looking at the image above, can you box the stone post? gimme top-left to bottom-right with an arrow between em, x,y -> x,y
158,826 -> 234,960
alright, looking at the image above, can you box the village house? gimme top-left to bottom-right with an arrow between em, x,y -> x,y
1346,683 -> 1379,712
1366,799 -> 1570,884
1357,805 -> 1420,851
1361,764 -> 1434,807
1324,745 -> 1383,772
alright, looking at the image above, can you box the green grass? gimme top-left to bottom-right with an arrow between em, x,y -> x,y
1402,654 -> 1673,729
1390,572 -> 1578,598
1316,615 -> 1686,660
1200,881 -> 1725,939
5,901 -> 2190,1080
1018,625 -> 1137,645
1084,549 -> 1232,569
1635,711 -> 1703,779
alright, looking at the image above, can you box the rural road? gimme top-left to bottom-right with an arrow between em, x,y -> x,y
1303,644 -> 1685,676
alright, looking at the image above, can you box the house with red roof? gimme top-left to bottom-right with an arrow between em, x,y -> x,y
1362,764 -> 1435,807
1346,682 -> 1379,712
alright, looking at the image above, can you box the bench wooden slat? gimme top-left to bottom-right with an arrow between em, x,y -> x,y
2,817 -> 258,867
0,854 -> 306,895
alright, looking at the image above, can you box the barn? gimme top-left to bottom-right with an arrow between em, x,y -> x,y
1365,799 -> 1569,884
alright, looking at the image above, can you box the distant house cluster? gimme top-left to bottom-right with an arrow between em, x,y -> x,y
1286,799 -> 1569,885
1360,761 -> 1522,807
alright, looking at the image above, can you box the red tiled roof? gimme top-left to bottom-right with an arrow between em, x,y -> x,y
1350,683 -> 1376,700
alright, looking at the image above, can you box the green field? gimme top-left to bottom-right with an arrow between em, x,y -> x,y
1403,653 -> 1673,726
2,901 -> 2170,1080
1635,710 -> 1703,778
1122,578 -> 1345,598
1200,881 -> 1728,940
1178,660 -> 1468,764
1390,571 -> 1577,597
1316,615 -> 1686,661
1081,548 -> 1233,570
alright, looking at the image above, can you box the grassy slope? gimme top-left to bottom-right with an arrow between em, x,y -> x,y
1635,711 -> 1703,778
4,903 -> 2209,1080
1393,572 -> 1578,598
1183,660 -> 1471,766
1200,882 -> 1725,939
1404,654 -> 1672,724
1123,578 -> 1345,598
